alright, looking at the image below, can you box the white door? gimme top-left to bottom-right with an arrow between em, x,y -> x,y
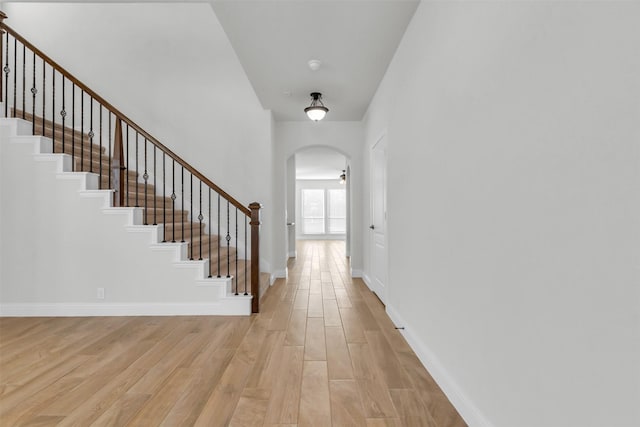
370,135 -> 387,303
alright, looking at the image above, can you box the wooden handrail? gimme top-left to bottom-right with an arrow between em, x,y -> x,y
0,20 -> 250,217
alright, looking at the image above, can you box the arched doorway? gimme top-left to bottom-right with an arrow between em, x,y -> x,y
286,146 -> 351,261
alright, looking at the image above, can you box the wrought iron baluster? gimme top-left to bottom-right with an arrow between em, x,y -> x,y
61,78 -> 66,154
99,106 -> 103,188
181,167 -> 185,242
51,69 -> 55,150
244,216 -> 248,295
80,90 -> 84,171
190,174 -> 193,259
4,33 -> 9,116
89,97 -> 94,173
162,153 -> 166,238
208,188 -> 212,277
30,50 -> 35,134
135,132 -> 139,207
125,124 -> 129,206
227,200 -> 231,280
153,147 -> 157,225
143,138 -> 148,225
235,207 -> 238,295
21,43 -> 24,118
71,83 -> 75,166
198,181 -> 203,261
41,58 -> 44,135
217,193 -> 221,278
171,159 -> 176,242
12,37 -> 15,117
108,112 -> 112,190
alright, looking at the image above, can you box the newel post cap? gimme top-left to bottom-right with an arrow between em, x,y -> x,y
249,202 -> 262,225
0,11 -> 8,24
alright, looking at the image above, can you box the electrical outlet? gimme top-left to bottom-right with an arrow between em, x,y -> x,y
97,288 -> 105,299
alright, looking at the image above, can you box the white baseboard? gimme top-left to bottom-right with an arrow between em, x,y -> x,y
385,305 -> 494,427
287,250 -> 297,258
362,272 -> 372,288
0,301 -> 251,317
272,269 -> 287,282
351,268 -> 363,278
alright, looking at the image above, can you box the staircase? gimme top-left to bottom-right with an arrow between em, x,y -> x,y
0,12 -> 269,316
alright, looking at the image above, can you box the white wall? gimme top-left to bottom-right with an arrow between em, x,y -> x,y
363,2 -> 640,427
2,2 -> 275,273
273,121 -> 364,277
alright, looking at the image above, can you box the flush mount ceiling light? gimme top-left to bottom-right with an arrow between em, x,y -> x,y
308,59 -> 322,71
339,170 -> 346,184
304,92 -> 329,121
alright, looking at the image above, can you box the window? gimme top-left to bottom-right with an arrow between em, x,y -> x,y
301,187 -> 346,235
302,189 -> 325,234
328,189 -> 346,234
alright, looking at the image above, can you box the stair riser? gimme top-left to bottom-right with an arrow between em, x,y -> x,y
126,197 -> 173,208
143,211 -> 188,223
163,227 -> 206,240
52,140 -> 105,159
73,157 -> 116,174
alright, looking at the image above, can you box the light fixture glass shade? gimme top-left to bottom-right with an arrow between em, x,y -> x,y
305,107 -> 328,121
304,92 -> 329,121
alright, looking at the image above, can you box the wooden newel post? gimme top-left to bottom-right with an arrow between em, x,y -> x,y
112,118 -> 126,207
0,11 -> 7,100
249,202 -> 262,313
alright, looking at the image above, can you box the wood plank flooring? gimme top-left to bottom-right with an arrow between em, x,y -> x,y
0,240 -> 466,426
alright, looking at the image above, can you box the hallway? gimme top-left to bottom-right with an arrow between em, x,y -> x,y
0,240 -> 465,426
249,240 -> 466,426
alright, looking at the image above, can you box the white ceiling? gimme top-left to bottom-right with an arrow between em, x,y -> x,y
211,0 -> 419,121
296,147 -> 347,180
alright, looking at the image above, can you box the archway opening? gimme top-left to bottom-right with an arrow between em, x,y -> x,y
286,146 -> 350,261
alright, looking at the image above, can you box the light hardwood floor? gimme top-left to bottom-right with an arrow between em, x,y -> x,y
0,240 -> 466,426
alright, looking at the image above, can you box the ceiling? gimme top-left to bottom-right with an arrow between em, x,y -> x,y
211,0 -> 419,121
296,147 -> 347,180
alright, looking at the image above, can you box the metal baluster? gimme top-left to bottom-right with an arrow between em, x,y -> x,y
21,43 -> 24,118
61,78 -> 66,154
51,69 -> 55,150
171,159 -> 176,242
30,50 -> 35,134
181,167 -> 185,242
108,112 -> 112,189
162,153 -> 166,237
3,33 -> 9,116
244,216 -> 248,295
41,58 -> 45,136
153,147 -> 157,225
135,132 -> 139,207
125,124 -> 129,206
190,174 -> 193,259
235,207 -> 238,295
143,138 -> 148,224
80,90 -> 84,171
226,200 -> 231,280
12,37 -> 15,117
208,188 -> 212,277
89,97 -> 93,173
71,83 -> 75,167
99,106 -> 103,188
198,181 -> 203,260
217,193 -> 221,278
